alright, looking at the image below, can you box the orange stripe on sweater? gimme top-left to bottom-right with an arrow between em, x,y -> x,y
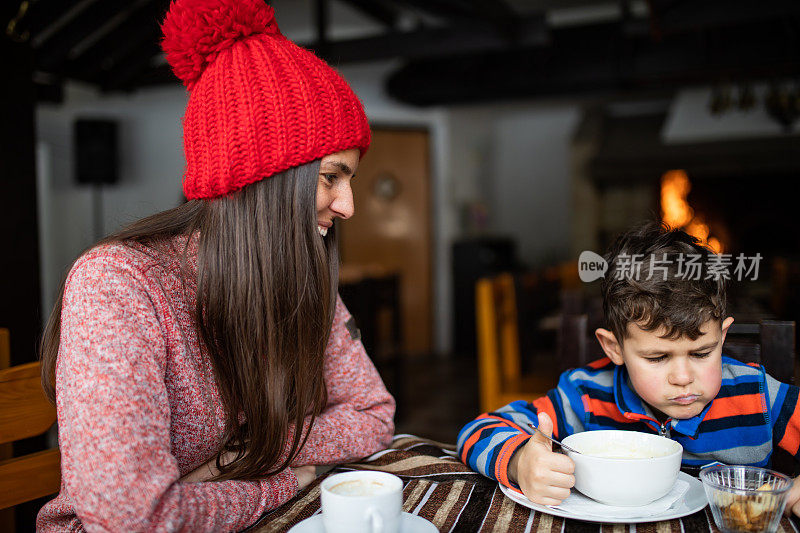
587,357 -> 611,369
496,433 -> 530,489
582,395 -> 630,424
704,393 -> 765,421
530,396 -> 560,438
779,406 -> 800,455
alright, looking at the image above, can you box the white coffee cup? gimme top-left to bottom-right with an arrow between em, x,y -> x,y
320,471 -> 403,533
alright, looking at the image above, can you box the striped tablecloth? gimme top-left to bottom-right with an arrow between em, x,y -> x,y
249,435 -> 800,533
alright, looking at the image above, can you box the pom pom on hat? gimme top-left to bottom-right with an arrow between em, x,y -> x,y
161,0 -> 371,199
161,0 -> 280,89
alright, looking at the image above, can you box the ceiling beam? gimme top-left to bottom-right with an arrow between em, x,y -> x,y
385,19 -> 800,106
99,42 -> 163,92
396,0 -> 477,22
23,0 -> 89,45
70,0 -> 800,104
649,0 -> 800,34
337,0 -> 399,27
307,14 -> 548,63
128,15 -> 549,89
35,0 -> 143,72
66,1 -> 168,83
459,0 -> 519,29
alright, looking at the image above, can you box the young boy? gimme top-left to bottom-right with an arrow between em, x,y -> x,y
458,222 -> 800,515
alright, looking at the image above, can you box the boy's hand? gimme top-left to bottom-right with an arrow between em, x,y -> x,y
508,412 -> 575,506
784,476 -> 800,516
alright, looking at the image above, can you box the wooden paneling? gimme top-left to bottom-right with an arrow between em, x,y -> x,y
340,129 -> 432,355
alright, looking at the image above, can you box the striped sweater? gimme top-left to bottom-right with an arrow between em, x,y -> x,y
37,238 -> 395,532
458,357 -> 800,489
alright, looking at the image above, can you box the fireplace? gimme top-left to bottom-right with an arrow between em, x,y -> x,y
571,107 -> 800,324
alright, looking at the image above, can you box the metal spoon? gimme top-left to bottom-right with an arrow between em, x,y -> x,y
527,423 -> 582,455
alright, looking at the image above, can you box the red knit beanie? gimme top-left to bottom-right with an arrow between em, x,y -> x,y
161,0 -> 371,199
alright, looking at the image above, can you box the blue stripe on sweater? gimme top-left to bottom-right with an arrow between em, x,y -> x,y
773,384 -> 798,445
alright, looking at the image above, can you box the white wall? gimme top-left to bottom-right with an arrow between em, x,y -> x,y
36,84 -> 188,313
489,104 -> 581,267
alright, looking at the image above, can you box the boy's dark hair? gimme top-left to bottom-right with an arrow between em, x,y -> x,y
601,221 -> 727,344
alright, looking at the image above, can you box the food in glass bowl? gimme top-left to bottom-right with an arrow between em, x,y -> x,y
700,465 -> 792,533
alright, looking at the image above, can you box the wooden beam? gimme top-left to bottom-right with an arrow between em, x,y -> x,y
399,0 -> 481,23
459,0 -> 520,36
337,0 -> 399,27
66,0 -> 169,82
385,19 -> 800,105
19,0 -> 78,42
125,16 -> 549,89
35,0 -> 123,71
654,0 -> 800,34
100,42 -> 163,92
306,15 -> 548,63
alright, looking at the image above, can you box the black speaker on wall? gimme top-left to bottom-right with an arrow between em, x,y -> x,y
74,119 -> 119,185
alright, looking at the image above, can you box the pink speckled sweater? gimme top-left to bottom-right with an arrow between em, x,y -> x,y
36,238 -> 396,532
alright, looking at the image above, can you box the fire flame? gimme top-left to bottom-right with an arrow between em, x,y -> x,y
660,170 -> 723,253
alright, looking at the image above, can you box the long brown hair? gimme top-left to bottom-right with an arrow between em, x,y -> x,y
40,160 -> 336,481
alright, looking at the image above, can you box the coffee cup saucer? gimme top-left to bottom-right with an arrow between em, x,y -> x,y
287,511 -> 437,533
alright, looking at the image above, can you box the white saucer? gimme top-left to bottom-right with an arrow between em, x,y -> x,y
499,471 -> 708,524
287,511 -> 438,533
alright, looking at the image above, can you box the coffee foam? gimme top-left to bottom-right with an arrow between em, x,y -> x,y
328,479 -> 392,497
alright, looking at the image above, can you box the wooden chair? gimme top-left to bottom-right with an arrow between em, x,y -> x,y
0,358 -> 61,510
557,314 -> 606,372
0,329 -> 11,528
476,273 -> 560,413
723,321 -> 797,475
557,316 -> 796,380
0,328 -> 8,370
723,321 -> 796,384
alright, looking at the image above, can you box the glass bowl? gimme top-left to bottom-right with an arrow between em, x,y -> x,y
700,465 -> 792,533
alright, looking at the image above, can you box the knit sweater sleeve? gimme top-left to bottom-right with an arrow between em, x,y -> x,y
290,295 -> 396,466
55,255 -> 298,533
456,369 -> 586,490
765,371 -> 800,460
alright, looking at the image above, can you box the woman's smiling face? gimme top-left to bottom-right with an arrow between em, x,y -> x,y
316,149 -> 360,236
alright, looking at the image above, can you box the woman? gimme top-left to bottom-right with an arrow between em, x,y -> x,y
36,0 -> 395,530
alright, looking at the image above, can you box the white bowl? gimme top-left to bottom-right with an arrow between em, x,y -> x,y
561,430 -> 683,506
